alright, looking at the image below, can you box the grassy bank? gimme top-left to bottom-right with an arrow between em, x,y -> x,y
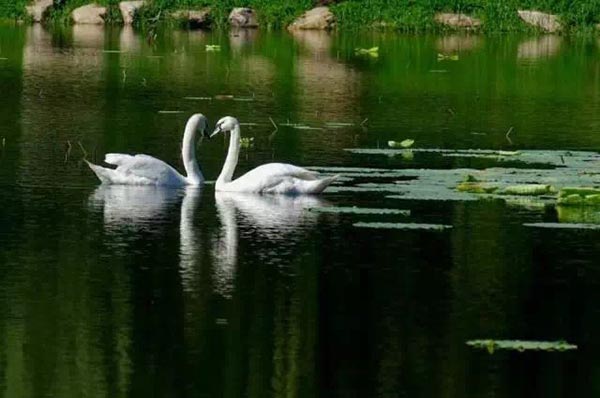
3,0 -> 600,31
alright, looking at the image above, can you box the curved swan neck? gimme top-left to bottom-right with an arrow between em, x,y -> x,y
182,116 -> 204,185
217,123 -> 241,185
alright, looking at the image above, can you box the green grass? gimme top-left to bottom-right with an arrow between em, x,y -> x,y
3,0 -> 600,31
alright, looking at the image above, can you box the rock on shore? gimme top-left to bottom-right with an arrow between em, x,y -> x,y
517,10 -> 561,33
119,1 -> 145,25
26,0 -> 53,23
434,13 -> 482,28
229,7 -> 258,28
72,4 -> 107,24
171,8 -> 211,29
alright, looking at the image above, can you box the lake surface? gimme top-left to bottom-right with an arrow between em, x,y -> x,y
1,23 -> 600,397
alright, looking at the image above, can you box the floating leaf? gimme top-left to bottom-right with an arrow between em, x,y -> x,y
388,139 -> 415,148
206,44 -> 221,52
437,53 -> 459,61
353,222 -> 452,230
467,339 -> 577,353
309,206 -> 410,215
355,47 -> 379,58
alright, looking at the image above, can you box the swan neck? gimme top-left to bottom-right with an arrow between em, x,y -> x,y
217,124 -> 241,185
182,117 -> 204,185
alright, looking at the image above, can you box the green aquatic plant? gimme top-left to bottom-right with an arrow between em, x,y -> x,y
205,44 -> 221,52
240,137 -> 254,149
353,222 -> 452,230
499,184 -> 556,196
355,47 -> 379,57
558,187 -> 600,206
467,339 -> 577,354
557,206 -> 600,224
309,206 -> 410,215
388,139 -> 414,148
437,53 -> 459,61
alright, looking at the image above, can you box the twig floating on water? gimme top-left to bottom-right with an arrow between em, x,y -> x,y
78,141 -> 88,159
269,117 -> 278,131
506,126 -> 514,145
64,140 -> 72,163
360,118 -> 369,127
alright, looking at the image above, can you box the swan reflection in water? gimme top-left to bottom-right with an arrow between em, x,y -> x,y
89,186 -> 323,297
89,185 -> 188,231
89,185 -> 202,290
211,192 -> 323,297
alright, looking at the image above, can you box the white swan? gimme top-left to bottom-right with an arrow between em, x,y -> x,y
210,116 -> 338,194
86,113 -> 209,186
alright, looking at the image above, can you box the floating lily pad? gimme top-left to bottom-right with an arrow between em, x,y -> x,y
467,339 -> 577,354
524,222 -> 600,230
558,187 -> 600,206
500,184 -> 555,196
309,206 -> 410,215
353,222 -> 452,230
557,206 -> 600,224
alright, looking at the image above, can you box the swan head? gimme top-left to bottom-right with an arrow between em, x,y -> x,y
211,116 -> 239,138
189,113 -> 210,139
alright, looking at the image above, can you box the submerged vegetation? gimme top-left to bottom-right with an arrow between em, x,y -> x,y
4,0 -> 600,31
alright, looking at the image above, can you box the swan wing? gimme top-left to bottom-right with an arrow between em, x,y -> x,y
238,163 -> 319,181
228,163 -> 336,193
91,154 -> 185,186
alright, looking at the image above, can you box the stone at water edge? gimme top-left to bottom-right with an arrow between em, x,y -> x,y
25,0 -> 53,23
229,7 -> 258,28
518,10 -> 561,33
434,13 -> 482,28
119,1 -> 145,25
72,4 -> 107,24
171,8 -> 211,29
288,6 -> 336,30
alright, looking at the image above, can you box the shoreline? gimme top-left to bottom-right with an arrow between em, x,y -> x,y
2,1 -> 600,34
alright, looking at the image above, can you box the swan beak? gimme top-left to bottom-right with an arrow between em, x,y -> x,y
210,127 -> 221,138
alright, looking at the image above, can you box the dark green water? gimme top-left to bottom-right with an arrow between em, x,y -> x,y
1,24 -> 600,397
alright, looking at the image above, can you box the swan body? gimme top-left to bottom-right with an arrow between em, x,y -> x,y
87,114 -> 208,187
211,116 -> 338,194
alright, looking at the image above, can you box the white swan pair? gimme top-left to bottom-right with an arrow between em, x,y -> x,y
87,114 -> 337,194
